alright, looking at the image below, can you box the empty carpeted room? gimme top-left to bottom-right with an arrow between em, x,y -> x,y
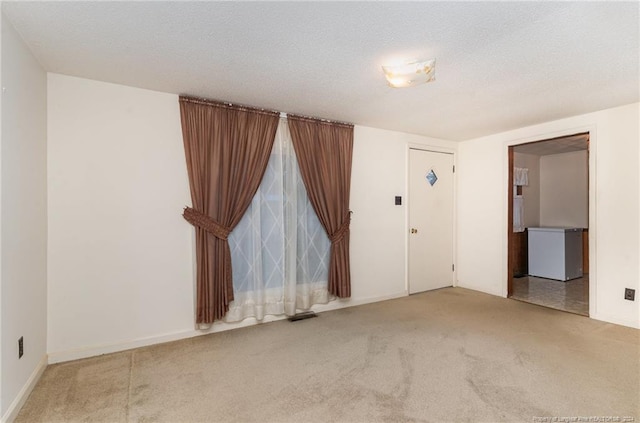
1,2 -> 639,423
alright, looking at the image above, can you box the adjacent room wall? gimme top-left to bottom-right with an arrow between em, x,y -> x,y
1,14 -> 48,421
47,74 -> 457,362
513,152 -> 540,228
539,150 -> 588,228
457,102 -> 639,328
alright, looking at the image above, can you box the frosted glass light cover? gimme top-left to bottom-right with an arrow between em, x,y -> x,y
382,59 -> 436,88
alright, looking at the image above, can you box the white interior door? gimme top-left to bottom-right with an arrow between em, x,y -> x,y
409,149 -> 454,294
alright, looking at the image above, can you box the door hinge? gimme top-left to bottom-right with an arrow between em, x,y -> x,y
453,165 -> 455,173
452,264 -> 455,271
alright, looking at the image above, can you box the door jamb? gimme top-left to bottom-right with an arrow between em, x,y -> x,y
506,132 -> 591,310
507,147 -> 514,296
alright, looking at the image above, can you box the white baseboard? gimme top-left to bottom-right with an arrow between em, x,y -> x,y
48,312 -> 296,364
48,292 -> 409,364
1,354 -> 47,423
591,312 -> 640,329
455,283 -> 503,298
47,329 -> 201,364
311,291 -> 408,314
47,288 -> 637,367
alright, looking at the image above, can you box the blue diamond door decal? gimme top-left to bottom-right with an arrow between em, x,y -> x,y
426,170 -> 438,186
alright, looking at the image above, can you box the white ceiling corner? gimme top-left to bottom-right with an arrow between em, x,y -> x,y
2,1 -> 638,141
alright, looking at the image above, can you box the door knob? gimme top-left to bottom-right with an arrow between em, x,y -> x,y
411,228 -> 418,234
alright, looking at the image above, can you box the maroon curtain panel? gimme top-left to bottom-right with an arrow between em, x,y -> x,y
179,96 -> 279,324
288,115 -> 354,298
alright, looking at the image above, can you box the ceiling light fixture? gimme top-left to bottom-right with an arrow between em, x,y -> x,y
382,59 -> 436,88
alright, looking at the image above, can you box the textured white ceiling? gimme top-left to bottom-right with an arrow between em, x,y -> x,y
3,1 -> 638,141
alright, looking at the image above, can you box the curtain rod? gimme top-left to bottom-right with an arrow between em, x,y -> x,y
286,113 -> 354,129
180,95 -> 353,127
179,96 -> 279,117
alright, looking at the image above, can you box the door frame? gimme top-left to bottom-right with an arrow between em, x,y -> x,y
505,128 -> 596,318
406,145 -> 457,294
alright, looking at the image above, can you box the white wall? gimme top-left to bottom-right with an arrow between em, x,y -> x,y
1,14 -> 48,422
513,152 -> 540,228
47,74 -> 457,362
539,150 -> 588,228
47,75 -> 193,361
458,102 -> 640,328
1,13 -> 4,417
347,126 -> 456,303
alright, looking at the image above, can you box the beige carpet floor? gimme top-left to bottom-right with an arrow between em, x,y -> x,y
16,288 -> 640,423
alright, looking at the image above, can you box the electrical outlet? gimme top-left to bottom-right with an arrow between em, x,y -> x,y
624,288 -> 635,301
18,337 -> 24,359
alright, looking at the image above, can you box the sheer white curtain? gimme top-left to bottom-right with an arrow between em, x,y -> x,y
225,119 -> 331,322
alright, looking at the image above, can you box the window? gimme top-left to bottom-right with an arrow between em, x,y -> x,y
225,119 -> 331,322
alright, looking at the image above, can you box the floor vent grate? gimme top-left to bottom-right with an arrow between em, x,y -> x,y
288,311 -> 317,322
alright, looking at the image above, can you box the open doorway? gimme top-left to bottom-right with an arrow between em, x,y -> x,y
507,133 -> 589,316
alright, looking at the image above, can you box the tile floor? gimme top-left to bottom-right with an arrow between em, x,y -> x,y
511,274 -> 589,316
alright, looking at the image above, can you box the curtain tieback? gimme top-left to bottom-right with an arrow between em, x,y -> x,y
329,211 -> 352,243
183,207 -> 232,240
